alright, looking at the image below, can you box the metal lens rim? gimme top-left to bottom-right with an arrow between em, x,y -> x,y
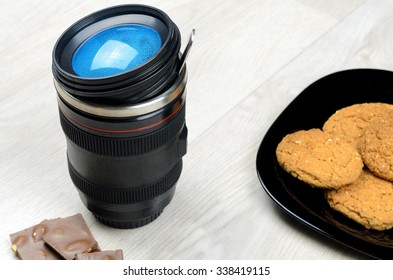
55,68 -> 187,118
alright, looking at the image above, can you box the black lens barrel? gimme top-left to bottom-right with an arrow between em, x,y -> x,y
62,105 -> 187,228
52,4 -> 188,228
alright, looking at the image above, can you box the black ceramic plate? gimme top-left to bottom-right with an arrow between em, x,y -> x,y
256,69 -> 393,259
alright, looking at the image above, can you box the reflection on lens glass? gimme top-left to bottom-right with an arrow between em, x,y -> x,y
72,24 -> 162,78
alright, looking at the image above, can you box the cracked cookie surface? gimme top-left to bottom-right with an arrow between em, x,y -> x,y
276,128 -> 363,189
358,121 -> 393,181
326,170 -> 393,231
322,103 -> 393,149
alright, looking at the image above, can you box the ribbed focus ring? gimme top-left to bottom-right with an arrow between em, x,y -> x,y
94,211 -> 162,229
59,106 -> 185,157
68,159 -> 182,204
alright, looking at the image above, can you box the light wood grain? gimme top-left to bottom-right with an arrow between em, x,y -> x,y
2,0 -> 388,260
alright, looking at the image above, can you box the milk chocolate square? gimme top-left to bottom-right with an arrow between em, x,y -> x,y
76,249 -> 124,260
9,224 -> 62,260
41,213 -> 98,260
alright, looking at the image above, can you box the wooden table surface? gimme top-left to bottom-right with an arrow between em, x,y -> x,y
2,0 -> 393,260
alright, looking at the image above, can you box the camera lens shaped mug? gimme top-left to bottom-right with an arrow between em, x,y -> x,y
52,4 -> 194,229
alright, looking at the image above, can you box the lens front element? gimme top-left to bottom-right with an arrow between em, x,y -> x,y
72,24 -> 162,78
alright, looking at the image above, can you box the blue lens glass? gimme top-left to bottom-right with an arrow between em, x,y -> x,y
72,24 -> 162,78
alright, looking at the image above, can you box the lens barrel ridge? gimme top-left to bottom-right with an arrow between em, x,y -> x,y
68,160 -> 183,205
52,4 -> 190,228
58,102 -> 186,157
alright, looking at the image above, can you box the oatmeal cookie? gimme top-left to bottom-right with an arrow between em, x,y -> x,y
276,128 -> 363,188
358,121 -> 393,181
326,170 -> 393,231
322,102 -> 393,148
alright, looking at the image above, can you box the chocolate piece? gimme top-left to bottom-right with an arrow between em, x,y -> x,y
76,249 -> 124,260
9,224 -> 62,260
41,213 -> 98,260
